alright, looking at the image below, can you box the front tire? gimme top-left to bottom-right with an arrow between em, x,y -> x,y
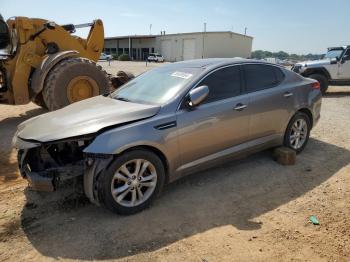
284,112 -> 311,153
32,93 -> 48,109
309,74 -> 328,94
42,57 -> 111,111
98,150 -> 165,215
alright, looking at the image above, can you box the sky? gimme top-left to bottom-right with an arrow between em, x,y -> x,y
2,0 -> 349,54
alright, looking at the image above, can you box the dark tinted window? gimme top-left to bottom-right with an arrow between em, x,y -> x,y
197,66 -> 241,103
244,64 -> 283,93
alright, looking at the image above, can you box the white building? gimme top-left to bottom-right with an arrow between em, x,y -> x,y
104,31 -> 253,61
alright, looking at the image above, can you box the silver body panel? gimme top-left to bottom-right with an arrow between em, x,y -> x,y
15,95 -> 160,142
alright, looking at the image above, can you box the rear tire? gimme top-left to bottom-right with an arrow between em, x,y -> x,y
309,74 -> 328,94
42,57 -> 111,111
97,150 -> 165,215
284,112 -> 311,154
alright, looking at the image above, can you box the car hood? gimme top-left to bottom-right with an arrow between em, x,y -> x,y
295,59 -> 330,67
17,95 -> 160,142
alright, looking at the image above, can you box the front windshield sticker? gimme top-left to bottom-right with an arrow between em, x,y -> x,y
171,71 -> 193,79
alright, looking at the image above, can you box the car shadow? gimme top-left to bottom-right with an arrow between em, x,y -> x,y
20,138 -> 350,260
0,107 -> 47,182
324,91 -> 350,98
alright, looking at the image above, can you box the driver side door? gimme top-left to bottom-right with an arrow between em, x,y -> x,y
176,65 -> 251,173
339,48 -> 350,79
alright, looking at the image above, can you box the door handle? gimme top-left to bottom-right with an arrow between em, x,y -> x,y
234,103 -> 247,111
284,91 -> 293,97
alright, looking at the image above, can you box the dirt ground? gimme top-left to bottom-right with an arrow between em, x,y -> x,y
0,61 -> 350,261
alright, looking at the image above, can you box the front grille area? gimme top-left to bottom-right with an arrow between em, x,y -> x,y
292,65 -> 301,73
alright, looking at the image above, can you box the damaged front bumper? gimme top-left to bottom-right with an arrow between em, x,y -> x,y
17,147 -> 85,192
15,136 -> 114,204
15,136 -> 89,192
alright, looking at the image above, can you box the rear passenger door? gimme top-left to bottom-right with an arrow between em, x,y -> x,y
176,65 -> 251,168
243,64 -> 294,141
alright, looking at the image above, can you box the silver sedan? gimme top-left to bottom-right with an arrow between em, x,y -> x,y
13,58 -> 322,214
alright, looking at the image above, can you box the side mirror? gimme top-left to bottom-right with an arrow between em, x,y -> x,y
188,85 -> 209,107
0,19 -> 10,49
330,58 -> 338,64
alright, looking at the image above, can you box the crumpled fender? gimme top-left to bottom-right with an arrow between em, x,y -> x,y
83,155 -> 113,205
30,50 -> 79,95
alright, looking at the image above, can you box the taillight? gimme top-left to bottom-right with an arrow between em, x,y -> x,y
311,81 -> 320,90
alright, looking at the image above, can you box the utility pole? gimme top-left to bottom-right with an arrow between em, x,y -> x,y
244,27 -> 247,35
202,22 -> 206,58
149,24 -> 152,35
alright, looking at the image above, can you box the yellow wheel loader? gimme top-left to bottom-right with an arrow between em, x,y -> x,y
0,15 -> 131,111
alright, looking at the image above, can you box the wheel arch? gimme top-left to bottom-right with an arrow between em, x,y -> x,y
302,67 -> 331,80
117,145 -> 170,184
283,107 -> 314,139
30,50 -> 79,97
297,108 -> 313,128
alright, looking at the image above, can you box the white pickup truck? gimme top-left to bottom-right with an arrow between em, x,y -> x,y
292,45 -> 350,94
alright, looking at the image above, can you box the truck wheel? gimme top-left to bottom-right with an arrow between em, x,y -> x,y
309,74 -> 328,94
97,150 -> 165,215
42,57 -> 111,111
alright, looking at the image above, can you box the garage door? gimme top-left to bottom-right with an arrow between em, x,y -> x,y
183,39 -> 196,60
161,40 -> 172,61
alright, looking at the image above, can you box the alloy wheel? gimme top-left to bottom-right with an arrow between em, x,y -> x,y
110,159 -> 157,207
289,118 -> 308,150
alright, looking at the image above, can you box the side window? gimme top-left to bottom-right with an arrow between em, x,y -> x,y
343,49 -> 350,61
244,64 -> 282,93
197,66 -> 241,103
274,67 -> 285,83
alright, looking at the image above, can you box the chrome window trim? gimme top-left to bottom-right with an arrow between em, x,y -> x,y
177,62 -> 286,111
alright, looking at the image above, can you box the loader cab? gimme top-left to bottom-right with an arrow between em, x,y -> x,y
0,15 -> 10,53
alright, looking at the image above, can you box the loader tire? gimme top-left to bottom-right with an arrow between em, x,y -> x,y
32,93 -> 48,109
42,57 -> 111,111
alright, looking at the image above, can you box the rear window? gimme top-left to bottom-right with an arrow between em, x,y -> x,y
244,64 -> 284,93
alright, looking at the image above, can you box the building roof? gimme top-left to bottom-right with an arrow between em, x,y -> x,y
157,31 -> 253,39
105,35 -> 157,40
105,31 -> 253,41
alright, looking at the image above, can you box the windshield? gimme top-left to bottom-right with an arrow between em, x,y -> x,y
324,49 -> 344,59
111,66 -> 201,105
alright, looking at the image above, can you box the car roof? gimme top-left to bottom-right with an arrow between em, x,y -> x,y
169,58 -> 279,70
328,46 -> 350,51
